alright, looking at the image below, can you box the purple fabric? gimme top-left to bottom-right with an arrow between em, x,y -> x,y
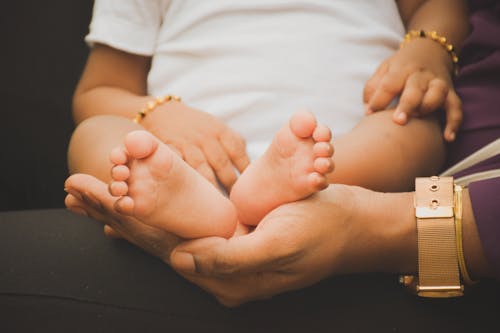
446,1 -> 500,279
469,178 -> 500,278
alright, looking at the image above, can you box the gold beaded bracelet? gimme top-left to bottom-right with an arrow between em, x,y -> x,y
400,30 -> 459,76
132,94 -> 181,124
454,184 -> 479,286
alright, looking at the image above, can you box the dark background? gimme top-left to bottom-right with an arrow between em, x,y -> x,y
0,1 -> 93,211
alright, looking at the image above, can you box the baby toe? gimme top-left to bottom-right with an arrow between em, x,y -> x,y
109,181 -> 129,197
312,124 -> 332,142
290,110 -> 317,138
308,172 -> 328,191
111,164 -> 130,181
313,142 -> 334,158
124,130 -> 158,159
114,196 -> 135,215
313,157 -> 334,174
110,147 -> 128,165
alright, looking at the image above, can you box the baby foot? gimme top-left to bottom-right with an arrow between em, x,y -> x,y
230,110 -> 334,226
109,130 -> 237,239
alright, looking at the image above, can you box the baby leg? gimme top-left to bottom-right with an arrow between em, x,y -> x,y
230,111 -> 334,226
68,115 -> 142,182
109,130 -> 237,239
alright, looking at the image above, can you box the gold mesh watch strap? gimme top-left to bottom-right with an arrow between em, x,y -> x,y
414,176 -> 463,297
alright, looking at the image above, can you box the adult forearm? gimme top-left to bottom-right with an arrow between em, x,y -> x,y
328,110 -> 445,192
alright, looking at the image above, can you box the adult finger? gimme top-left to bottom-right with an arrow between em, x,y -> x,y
443,90 -> 463,142
65,193 -> 91,216
367,68 -> 408,112
201,140 -> 238,190
420,78 -> 449,115
393,72 -> 429,125
65,174 -> 181,261
66,192 -> 123,239
104,225 -> 123,239
363,59 -> 389,110
65,190 -> 115,230
171,227 -> 294,277
219,128 -> 250,173
65,174 -> 128,227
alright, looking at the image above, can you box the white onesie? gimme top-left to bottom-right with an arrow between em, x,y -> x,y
86,0 -> 405,160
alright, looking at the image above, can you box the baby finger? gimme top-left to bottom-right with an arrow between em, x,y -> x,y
183,145 -> 218,186
363,59 -> 390,109
368,69 -> 407,112
420,78 -> 449,115
443,91 -> 463,142
202,140 -> 238,191
393,74 -> 427,124
219,128 -> 250,174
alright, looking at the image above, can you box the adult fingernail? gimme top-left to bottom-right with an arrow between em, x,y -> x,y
364,104 -> 373,114
448,132 -> 456,141
171,251 -> 196,273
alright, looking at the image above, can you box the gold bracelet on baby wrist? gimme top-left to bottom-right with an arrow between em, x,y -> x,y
132,94 -> 181,124
400,30 -> 459,76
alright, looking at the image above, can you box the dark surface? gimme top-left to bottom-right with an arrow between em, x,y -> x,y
0,1 -> 93,210
1,209 -> 500,332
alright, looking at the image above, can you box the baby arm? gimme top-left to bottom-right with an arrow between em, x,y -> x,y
364,0 -> 469,141
73,44 -> 249,190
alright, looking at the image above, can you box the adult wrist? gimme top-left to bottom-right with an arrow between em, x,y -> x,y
331,186 -> 417,275
365,191 -> 417,274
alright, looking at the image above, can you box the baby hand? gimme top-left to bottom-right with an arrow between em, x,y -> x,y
363,38 -> 462,142
142,100 -> 250,191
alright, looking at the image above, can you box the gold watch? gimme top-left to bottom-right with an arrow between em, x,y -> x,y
400,176 -> 464,297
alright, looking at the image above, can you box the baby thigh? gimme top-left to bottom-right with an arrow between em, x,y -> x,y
67,115 -> 142,182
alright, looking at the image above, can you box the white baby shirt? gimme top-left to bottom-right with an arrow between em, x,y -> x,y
86,0 -> 405,159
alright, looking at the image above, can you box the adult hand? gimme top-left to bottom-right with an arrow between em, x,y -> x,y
170,185 -> 416,307
65,173 -> 182,261
363,37 -> 462,142
65,175 -> 417,307
142,100 -> 250,191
